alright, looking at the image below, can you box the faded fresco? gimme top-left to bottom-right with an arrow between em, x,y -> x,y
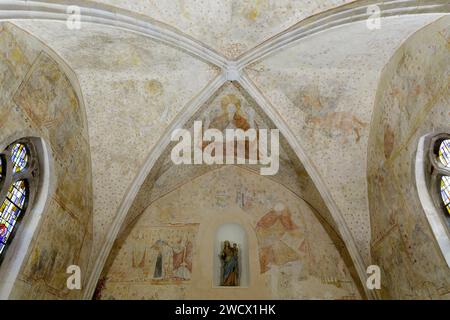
126,83 -> 334,241
199,93 -> 259,161
0,0 -> 448,302
97,166 -> 362,300
108,225 -> 198,285
244,15 -> 444,263
0,23 -> 93,299
90,0 -> 354,58
12,19 -> 221,264
256,205 -> 302,274
367,17 -> 450,299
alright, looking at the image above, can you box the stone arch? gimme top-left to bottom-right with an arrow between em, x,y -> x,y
96,166 -> 365,300
93,81 -> 366,299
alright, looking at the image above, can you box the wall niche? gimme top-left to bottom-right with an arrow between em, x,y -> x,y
213,223 -> 249,288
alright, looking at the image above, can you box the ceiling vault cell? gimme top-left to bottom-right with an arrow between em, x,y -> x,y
238,74 -> 374,299
236,0 -> 450,68
82,73 -> 227,299
98,79 -> 370,300
0,1 -> 448,72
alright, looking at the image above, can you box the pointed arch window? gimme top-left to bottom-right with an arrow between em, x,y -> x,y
416,133 -> 450,267
0,140 -> 39,261
441,176 -> 450,215
433,138 -> 450,217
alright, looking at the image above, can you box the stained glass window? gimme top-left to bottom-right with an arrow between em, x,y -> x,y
7,181 -> 27,210
11,143 -> 28,173
439,139 -> 450,168
0,180 -> 27,254
441,176 -> 450,215
0,140 -> 35,260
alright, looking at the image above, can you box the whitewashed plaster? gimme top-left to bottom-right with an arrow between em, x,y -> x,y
89,0 -> 356,59
11,20 -> 221,270
0,22 -> 93,299
0,0 -> 447,300
367,17 -> 450,299
123,82 -> 335,234
100,166 -> 363,300
244,15 -> 445,262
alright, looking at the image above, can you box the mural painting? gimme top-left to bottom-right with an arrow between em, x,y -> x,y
256,204 -> 302,274
114,224 -> 199,284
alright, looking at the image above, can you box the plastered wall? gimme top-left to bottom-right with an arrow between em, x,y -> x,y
12,20 -> 221,266
244,15 -> 443,263
89,0 -> 355,58
367,17 -> 450,299
98,166 -> 362,300
0,23 -> 93,299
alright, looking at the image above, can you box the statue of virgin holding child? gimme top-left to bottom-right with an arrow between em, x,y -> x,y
220,241 -> 239,286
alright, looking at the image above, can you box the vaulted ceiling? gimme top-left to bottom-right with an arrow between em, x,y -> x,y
1,0 -> 448,299
86,0 -> 356,58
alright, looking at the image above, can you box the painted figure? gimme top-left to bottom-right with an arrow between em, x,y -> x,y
150,239 -> 173,280
172,236 -> 193,280
220,240 -> 239,286
150,236 -> 193,281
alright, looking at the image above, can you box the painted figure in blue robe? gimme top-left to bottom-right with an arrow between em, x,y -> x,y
220,241 -> 239,286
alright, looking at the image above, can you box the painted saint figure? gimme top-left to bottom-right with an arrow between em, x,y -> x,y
150,237 -> 193,281
220,241 -> 239,286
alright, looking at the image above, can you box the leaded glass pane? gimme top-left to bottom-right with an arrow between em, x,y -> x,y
0,141 -> 33,258
441,176 -> 450,215
11,143 -> 28,173
7,180 -> 27,209
439,139 -> 450,168
0,198 -> 21,252
0,179 -> 28,254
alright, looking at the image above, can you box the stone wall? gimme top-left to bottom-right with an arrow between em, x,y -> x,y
367,16 -> 450,299
0,23 -> 93,299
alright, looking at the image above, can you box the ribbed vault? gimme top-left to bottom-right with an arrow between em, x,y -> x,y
0,0 -> 448,299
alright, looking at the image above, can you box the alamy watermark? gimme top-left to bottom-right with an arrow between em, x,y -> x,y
366,5 -> 381,30
170,121 -> 280,176
66,6 -> 81,30
66,265 -> 81,290
366,265 -> 381,290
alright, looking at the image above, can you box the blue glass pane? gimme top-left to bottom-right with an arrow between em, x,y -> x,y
441,176 -> 450,215
439,139 -> 450,168
0,199 -> 21,245
11,143 -> 28,173
7,180 -> 27,209
0,180 -> 28,253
